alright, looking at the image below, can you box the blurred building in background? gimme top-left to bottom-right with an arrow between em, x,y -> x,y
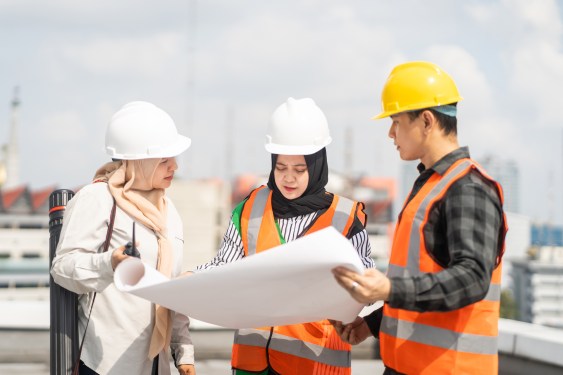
509,222 -> 563,328
511,246 -> 563,329
479,154 -> 520,213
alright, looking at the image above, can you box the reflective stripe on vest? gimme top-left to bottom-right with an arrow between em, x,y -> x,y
245,187 -> 355,256
332,196 -> 355,234
235,328 -> 351,368
381,158 -> 506,374
381,316 -> 498,355
247,187 -> 270,256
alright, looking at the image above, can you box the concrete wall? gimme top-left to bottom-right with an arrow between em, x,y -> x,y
168,179 -> 232,271
499,318 -> 563,373
0,228 -> 48,259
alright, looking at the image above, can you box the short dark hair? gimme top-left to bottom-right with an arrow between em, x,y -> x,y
406,103 -> 458,136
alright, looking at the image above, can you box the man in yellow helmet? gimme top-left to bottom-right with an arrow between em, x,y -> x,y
331,61 -> 508,374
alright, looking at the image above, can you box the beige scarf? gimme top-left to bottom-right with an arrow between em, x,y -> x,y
94,160 -> 173,360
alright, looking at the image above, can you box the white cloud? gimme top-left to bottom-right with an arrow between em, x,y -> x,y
36,110 -> 87,142
60,33 -> 186,78
498,0 -> 563,126
508,0 -> 562,39
511,39 -> 563,126
466,0 -> 563,126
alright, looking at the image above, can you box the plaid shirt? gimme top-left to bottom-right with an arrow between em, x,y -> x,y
366,147 -> 505,334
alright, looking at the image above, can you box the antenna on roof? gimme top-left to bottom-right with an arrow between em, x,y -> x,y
4,86 -> 21,189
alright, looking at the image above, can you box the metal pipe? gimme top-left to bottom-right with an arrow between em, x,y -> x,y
49,189 -> 76,375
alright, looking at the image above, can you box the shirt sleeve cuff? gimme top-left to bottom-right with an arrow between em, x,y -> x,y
175,344 -> 195,366
101,250 -> 115,278
363,307 -> 383,338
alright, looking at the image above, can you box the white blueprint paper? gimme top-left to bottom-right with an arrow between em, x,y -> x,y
114,226 -> 365,328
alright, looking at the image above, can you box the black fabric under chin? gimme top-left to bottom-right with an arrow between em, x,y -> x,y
266,148 -> 333,219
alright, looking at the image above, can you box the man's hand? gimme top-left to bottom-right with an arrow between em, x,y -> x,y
178,364 -> 195,375
332,267 -> 391,304
329,317 -> 371,345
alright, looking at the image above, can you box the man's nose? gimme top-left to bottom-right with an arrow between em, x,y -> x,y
388,123 -> 396,139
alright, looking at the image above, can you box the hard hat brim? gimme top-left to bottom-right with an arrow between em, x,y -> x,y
159,134 -> 192,158
371,112 -> 390,120
371,97 -> 463,121
264,141 -> 330,156
108,135 -> 191,160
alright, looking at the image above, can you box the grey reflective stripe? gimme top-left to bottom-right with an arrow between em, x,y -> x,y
234,328 -> 271,343
381,316 -> 497,355
247,188 -> 269,256
332,196 -> 354,234
234,329 -> 351,368
405,160 -> 472,276
386,263 -> 404,278
484,283 -> 501,302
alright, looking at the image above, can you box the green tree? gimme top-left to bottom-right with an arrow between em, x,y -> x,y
500,289 -> 517,320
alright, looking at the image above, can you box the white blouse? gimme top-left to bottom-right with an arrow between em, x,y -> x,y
51,182 -> 193,375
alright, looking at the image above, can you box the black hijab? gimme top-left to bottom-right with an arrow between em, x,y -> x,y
266,148 -> 333,219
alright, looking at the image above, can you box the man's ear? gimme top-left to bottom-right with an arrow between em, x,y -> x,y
421,110 -> 436,133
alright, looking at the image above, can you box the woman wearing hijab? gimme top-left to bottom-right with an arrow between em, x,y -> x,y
51,102 -> 195,375
197,98 -> 375,375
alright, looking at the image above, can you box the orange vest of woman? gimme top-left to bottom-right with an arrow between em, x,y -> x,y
232,185 -> 363,374
380,158 -> 507,375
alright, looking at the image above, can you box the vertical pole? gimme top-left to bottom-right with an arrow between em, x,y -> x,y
182,0 -> 197,178
225,105 -> 234,181
49,189 -> 76,375
344,125 -> 353,177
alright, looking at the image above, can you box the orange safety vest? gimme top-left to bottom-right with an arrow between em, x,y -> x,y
380,158 -> 508,375
232,186 -> 363,374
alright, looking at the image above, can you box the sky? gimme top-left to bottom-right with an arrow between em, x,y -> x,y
0,0 -> 562,225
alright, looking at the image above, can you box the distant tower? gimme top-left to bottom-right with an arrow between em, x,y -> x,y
3,87 -> 21,189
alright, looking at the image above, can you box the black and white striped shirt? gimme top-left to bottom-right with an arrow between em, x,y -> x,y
197,211 -> 375,271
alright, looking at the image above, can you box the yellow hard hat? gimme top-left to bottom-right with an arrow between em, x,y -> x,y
373,61 -> 463,119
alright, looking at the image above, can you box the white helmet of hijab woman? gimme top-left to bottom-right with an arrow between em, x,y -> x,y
265,97 -> 332,156
105,101 -> 191,160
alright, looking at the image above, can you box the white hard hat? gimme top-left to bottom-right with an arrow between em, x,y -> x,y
105,101 -> 191,160
265,97 -> 332,155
